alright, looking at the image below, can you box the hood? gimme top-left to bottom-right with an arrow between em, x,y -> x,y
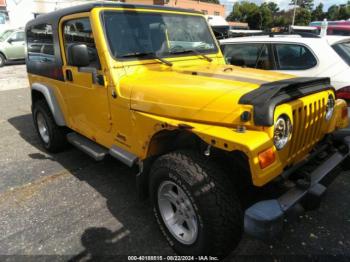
126,64 -> 294,126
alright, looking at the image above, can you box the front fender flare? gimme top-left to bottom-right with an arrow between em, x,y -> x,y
132,111 -> 282,186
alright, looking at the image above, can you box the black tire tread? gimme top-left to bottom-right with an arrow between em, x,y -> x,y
33,99 -> 68,153
150,150 -> 243,257
0,53 -> 6,67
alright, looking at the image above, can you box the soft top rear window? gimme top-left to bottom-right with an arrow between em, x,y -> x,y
26,23 -> 55,63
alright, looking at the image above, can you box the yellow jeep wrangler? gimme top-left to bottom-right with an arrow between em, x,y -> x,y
25,2 -> 349,257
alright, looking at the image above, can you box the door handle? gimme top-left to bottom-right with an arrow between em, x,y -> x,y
66,69 -> 73,81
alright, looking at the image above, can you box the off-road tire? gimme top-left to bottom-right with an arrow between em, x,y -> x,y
32,99 -> 68,153
149,150 -> 243,258
0,53 -> 6,67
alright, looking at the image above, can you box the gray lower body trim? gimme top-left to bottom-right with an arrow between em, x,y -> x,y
31,82 -> 66,126
109,145 -> 138,167
67,133 -> 108,161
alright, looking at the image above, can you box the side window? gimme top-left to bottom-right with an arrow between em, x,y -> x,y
63,17 -> 100,69
223,43 -> 273,70
333,29 -> 350,36
275,44 -> 317,70
26,24 -> 55,63
10,31 -> 25,42
255,44 -> 272,70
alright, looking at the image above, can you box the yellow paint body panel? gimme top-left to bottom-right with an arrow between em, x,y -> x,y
27,6 -> 349,187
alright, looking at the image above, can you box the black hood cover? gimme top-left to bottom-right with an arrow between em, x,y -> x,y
239,77 -> 333,126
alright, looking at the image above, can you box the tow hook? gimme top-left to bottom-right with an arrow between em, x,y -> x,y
204,145 -> 211,156
295,171 -> 311,189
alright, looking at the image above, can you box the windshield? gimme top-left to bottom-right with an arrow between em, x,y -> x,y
101,11 -> 218,59
0,30 -> 13,41
333,41 -> 350,66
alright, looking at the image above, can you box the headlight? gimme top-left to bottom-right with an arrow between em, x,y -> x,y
325,95 -> 335,121
274,114 -> 292,150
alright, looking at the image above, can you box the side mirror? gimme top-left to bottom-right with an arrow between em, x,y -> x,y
7,38 -> 13,44
69,44 -> 90,67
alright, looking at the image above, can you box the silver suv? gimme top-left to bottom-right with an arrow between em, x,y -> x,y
0,28 -> 25,67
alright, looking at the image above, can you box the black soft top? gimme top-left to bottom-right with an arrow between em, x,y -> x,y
26,2 -> 201,28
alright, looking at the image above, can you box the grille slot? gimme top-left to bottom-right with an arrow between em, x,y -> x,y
288,99 -> 325,160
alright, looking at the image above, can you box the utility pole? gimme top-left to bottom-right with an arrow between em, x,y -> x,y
292,0 -> 297,25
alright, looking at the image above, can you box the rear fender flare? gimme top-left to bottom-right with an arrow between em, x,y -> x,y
31,83 -> 66,126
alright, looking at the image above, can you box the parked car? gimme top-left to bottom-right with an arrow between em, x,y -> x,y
290,25 -> 319,34
310,21 -> 350,36
0,28 -> 25,67
220,34 -> 350,101
317,25 -> 350,36
206,15 -> 230,39
26,3 -> 350,258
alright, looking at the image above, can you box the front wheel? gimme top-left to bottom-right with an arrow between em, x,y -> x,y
149,150 -> 243,258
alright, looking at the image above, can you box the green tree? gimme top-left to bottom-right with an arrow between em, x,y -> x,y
226,1 -> 259,22
264,2 -> 281,28
327,5 -> 340,20
311,3 -> 325,21
290,0 -> 314,11
273,14 -> 288,27
226,2 -> 242,21
258,4 -> 273,29
227,1 -> 287,29
227,0 -> 325,29
267,2 -> 280,14
295,7 -> 312,25
338,4 -> 350,20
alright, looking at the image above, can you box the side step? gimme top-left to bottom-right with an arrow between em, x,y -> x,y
109,145 -> 138,167
67,133 -> 108,161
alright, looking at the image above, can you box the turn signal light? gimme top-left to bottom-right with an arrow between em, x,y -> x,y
258,148 -> 276,169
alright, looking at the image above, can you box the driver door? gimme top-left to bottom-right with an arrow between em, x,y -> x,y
60,15 -> 110,139
5,31 -> 25,60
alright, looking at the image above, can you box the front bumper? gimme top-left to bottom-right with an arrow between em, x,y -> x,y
244,133 -> 350,240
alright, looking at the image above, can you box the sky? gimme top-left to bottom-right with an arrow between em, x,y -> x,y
221,0 -> 350,15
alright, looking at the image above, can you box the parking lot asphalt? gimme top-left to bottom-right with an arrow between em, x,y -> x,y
0,64 -> 350,260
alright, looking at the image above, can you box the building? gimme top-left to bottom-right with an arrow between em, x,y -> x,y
228,21 -> 249,30
162,0 -> 225,17
0,0 -> 7,30
0,0 -> 225,32
123,0 -> 225,17
0,0 -> 97,30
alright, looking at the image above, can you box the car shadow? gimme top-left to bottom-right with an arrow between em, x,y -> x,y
5,60 -> 26,66
9,113 -> 315,259
8,113 -> 174,259
7,113 -> 299,259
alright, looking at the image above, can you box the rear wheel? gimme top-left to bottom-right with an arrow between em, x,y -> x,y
0,54 -> 6,67
32,100 -> 68,153
149,150 -> 243,258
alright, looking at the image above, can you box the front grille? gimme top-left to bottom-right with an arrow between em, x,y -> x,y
288,98 -> 326,160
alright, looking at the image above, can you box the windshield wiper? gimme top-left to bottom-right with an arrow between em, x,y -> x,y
120,52 -> 173,66
170,49 -> 213,62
